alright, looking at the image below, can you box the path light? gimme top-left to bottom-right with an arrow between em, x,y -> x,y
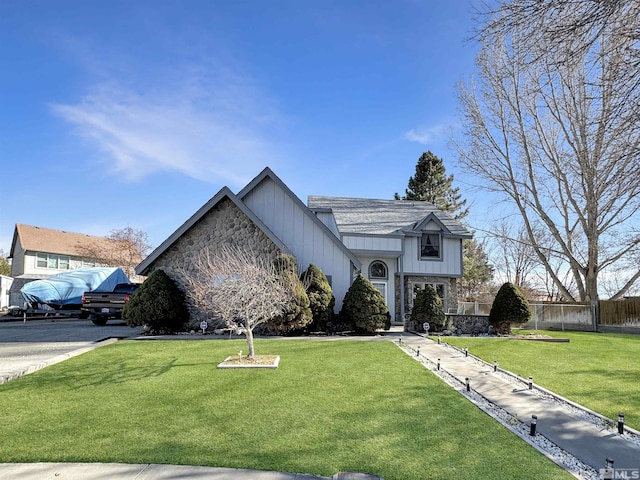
466,378 -> 470,392
493,360 -> 498,372
437,336 -> 441,345
528,376 -> 533,390
465,347 -> 469,357
529,415 -> 537,436
437,359 -> 441,370
416,347 -> 420,357
605,458 -> 614,472
618,413 -> 625,435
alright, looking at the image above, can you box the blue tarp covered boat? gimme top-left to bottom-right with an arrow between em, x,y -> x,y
21,267 -> 130,309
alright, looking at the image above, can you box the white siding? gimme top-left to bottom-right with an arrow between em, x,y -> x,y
343,235 -> 402,253
243,178 -> 354,311
403,236 -> 463,276
314,212 -> 340,237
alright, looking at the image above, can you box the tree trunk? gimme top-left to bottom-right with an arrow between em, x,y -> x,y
245,326 -> 256,359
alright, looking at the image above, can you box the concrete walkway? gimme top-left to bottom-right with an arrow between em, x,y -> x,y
399,334 -> 640,473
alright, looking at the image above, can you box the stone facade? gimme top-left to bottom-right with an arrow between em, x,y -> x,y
448,314 -> 490,334
148,197 -> 281,326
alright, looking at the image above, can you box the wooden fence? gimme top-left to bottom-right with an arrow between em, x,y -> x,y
599,298 -> 640,326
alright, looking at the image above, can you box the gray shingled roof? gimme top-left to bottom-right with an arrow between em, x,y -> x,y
307,196 -> 472,237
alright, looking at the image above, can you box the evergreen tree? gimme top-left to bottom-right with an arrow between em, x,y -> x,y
268,254 -> 312,334
489,282 -> 532,334
122,269 -> 188,334
340,274 -> 391,333
402,151 -> 468,221
300,264 -> 335,331
459,239 -> 495,300
409,285 -> 445,332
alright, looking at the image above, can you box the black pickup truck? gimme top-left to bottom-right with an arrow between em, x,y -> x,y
81,283 -> 140,325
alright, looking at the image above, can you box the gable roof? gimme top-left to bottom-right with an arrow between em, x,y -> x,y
136,186 -> 294,275
10,224 -> 120,258
307,196 -> 473,238
238,167 -> 361,268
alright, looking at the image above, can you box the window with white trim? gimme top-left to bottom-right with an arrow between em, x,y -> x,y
36,253 -> 71,270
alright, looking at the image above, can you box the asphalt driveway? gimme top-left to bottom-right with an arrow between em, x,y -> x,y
0,318 -> 143,383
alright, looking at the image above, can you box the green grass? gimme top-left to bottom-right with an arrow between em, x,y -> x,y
443,331 -> 640,430
0,340 -> 572,480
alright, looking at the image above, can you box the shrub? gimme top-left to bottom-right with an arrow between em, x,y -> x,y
489,282 -> 532,334
409,285 -> 445,332
300,264 -> 335,332
265,254 -> 312,334
122,269 -> 188,334
340,274 -> 391,334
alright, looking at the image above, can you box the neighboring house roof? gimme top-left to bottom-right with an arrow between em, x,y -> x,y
9,224 -> 120,258
307,196 -> 473,238
136,186 -> 295,275
237,167 -> 362,268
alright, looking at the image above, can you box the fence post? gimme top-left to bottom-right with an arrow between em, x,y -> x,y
592,300 -> 599,332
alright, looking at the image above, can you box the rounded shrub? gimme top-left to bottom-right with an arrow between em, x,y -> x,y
300,263 -> 335,332
340,274 -> 391,334
489,282 -> 532,334
122,269 -> 188,334
409,285 -> 445,332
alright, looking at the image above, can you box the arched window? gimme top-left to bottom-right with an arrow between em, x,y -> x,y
369,260 -> 388,279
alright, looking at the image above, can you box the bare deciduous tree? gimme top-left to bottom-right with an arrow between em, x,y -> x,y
77,227 -> 151,280
456,6 -> 640,301
181,246 -> 294,359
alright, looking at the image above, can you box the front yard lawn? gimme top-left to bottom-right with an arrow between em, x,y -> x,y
444,330 -> 640,430
0,339 -> 572,480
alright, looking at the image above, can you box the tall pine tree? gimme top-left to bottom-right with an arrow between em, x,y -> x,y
399,151 -> 468,221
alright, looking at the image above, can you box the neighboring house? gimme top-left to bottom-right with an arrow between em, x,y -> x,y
137,167 -> 472,326
8,224 -> 140,306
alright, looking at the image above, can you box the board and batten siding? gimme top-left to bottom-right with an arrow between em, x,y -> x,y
342,235 -> 402,253
403,236 -> 463,276
314,211 -> 340,237
242,178 -> 354,311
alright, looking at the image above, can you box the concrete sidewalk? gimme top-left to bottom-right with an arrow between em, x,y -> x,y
399,334 -> 640,472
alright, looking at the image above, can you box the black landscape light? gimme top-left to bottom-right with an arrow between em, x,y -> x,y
437,358 -> 440,370
416,347 -> 420,357
464,347 -> 468,357
465,378 -> 470,392
437,336 -> 441,344
493,360 -> 498,372
528,376 -> 533,390
529,415 -> 537,436
618,413 -> 625,435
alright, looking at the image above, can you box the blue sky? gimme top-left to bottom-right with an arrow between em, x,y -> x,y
0,0 -> 489,254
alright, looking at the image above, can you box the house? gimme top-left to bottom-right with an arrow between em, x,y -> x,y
137,167 -> 472,326
8,224 -> 140,306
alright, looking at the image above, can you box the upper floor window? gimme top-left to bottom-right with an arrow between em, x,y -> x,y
36,253 -> 70,270
369,261 -> 388,279
420,233 -> 441,259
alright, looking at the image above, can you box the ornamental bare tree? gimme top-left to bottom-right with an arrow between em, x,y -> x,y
182,246 -> 294,358
456,5 -> 640,301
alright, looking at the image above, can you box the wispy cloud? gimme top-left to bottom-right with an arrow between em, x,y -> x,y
404,123 -> 451,145
50,68 -> 284,187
